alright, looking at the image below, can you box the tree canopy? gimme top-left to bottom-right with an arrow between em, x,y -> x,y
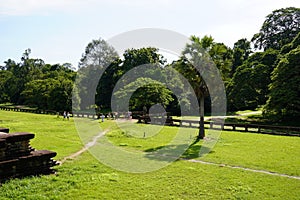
0,49 -> 76,111
264,33 -> 300,120
227,49 -> 279,110
1,7 -> 299,124
252,7 -> 300,50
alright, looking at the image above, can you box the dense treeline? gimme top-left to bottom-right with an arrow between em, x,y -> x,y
0,49 -> 76,112
0,7 -> 299,122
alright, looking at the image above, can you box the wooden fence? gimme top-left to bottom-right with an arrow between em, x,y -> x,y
139,116 -> 300,137
1,106 -> 299,137
0,106 -> 57,115
0,106 -> 138,120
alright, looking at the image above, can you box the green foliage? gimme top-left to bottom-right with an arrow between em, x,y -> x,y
181,35 -> 233,83
79,38 -> 118,68
114,77 -> 174,111
227,49 -> 279,111
2,6 -> 300,121
0,70 -> 13,102
96,59 -> 122,109
175,36 -> 214,100
280,31 -> 300,54
173,59 -> 206,99
227,65 -> 258,110
264,45 -> 300,120
113,48 -> 171,111
0,49 -> 76,112
229,10 -> 300,118
209,42 -> 233,83
122,47 -> 166,72
231,38 -> 252,77
77,45 -> 170,111
77,38 -> 119,110
252,7 -> 300,50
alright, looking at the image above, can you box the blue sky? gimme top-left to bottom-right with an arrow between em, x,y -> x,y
0,0 -> 299,68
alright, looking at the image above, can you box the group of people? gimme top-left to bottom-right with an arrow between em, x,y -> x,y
126,111 -> 132,119
99,111 -> 132,122
59,110 -> 132,122
63,111 -> 70,120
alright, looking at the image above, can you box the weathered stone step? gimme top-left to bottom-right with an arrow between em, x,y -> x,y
0,132 -> 35,142
0,128 -> 58,181
0,128 -> 9,133
0,132 -> 35,161
0,150 -> 57,180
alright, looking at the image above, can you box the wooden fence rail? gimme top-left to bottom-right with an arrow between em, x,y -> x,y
0,106 -> 57,115
1,107 -> 299,137
139,116 -> 300,137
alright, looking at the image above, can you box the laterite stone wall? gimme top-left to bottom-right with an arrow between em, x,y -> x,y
0,127 -> 57,181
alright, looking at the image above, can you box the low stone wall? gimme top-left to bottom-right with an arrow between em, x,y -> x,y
0,128 -> 57,181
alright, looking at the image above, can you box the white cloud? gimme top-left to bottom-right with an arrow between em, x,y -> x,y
0,0 -> 88,16
1,0 -> 298,17
0,0 -> 299,67
0,0 -> 175,16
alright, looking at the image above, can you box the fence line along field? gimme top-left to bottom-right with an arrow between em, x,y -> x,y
0,110 -> 299,199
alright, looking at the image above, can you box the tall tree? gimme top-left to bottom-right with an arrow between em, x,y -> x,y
227,49 -> 279,111
114,77 -> 174,111
96,58 -> 122,109
97,47 -> 165,110
122,47 -> 166,72
264,33 -> 300,121
115,48 -> 168,110
252,7 -> 300,50
182,35 -> 233,82
231,38 -> 252,77
209,42 -> 233,83
1,49 -> 46,104
0,49 -> 76,111
79,38 -> 118,68
21,63 -> 76,111
175,35 -> 228,139
77,38 -> 119,110
0,70 -> 13,103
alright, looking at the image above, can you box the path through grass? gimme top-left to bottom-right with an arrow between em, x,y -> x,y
0,110 -> 299,199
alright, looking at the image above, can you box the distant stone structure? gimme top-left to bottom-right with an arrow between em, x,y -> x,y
0,127 -> 57,181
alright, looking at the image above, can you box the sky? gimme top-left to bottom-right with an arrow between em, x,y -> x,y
0,0 -> 299,68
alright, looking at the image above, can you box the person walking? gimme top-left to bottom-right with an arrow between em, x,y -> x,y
63,111 -> 67,120
101,114 -> 105,122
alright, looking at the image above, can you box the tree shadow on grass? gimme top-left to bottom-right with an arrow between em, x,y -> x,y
144,138 -> 211,162
182,138 -> 213,159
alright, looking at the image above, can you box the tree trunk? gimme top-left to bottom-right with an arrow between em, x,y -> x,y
198,94 -> 205,139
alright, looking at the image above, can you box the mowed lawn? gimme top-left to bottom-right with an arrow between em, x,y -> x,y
0,110 -> 299,199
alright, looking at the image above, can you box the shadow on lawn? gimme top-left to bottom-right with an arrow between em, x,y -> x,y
144,138 -> 211,161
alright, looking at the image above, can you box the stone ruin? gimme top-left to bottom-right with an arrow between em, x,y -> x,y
0,127 -> 57,181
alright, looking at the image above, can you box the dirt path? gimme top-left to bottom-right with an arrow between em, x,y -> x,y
59,129 -> 109,164
185,159 -> 300,180
205,110 -> 262,121
58,127 -> 299,180
237,111 -> 262,116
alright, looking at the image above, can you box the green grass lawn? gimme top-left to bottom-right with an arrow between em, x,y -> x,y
0,110 -> 82,159
0,110 -> 299,199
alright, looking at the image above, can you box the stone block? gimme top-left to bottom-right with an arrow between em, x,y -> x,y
0,128 -> 57,181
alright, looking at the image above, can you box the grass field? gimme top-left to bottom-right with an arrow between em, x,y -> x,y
0,110 -> 299,199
